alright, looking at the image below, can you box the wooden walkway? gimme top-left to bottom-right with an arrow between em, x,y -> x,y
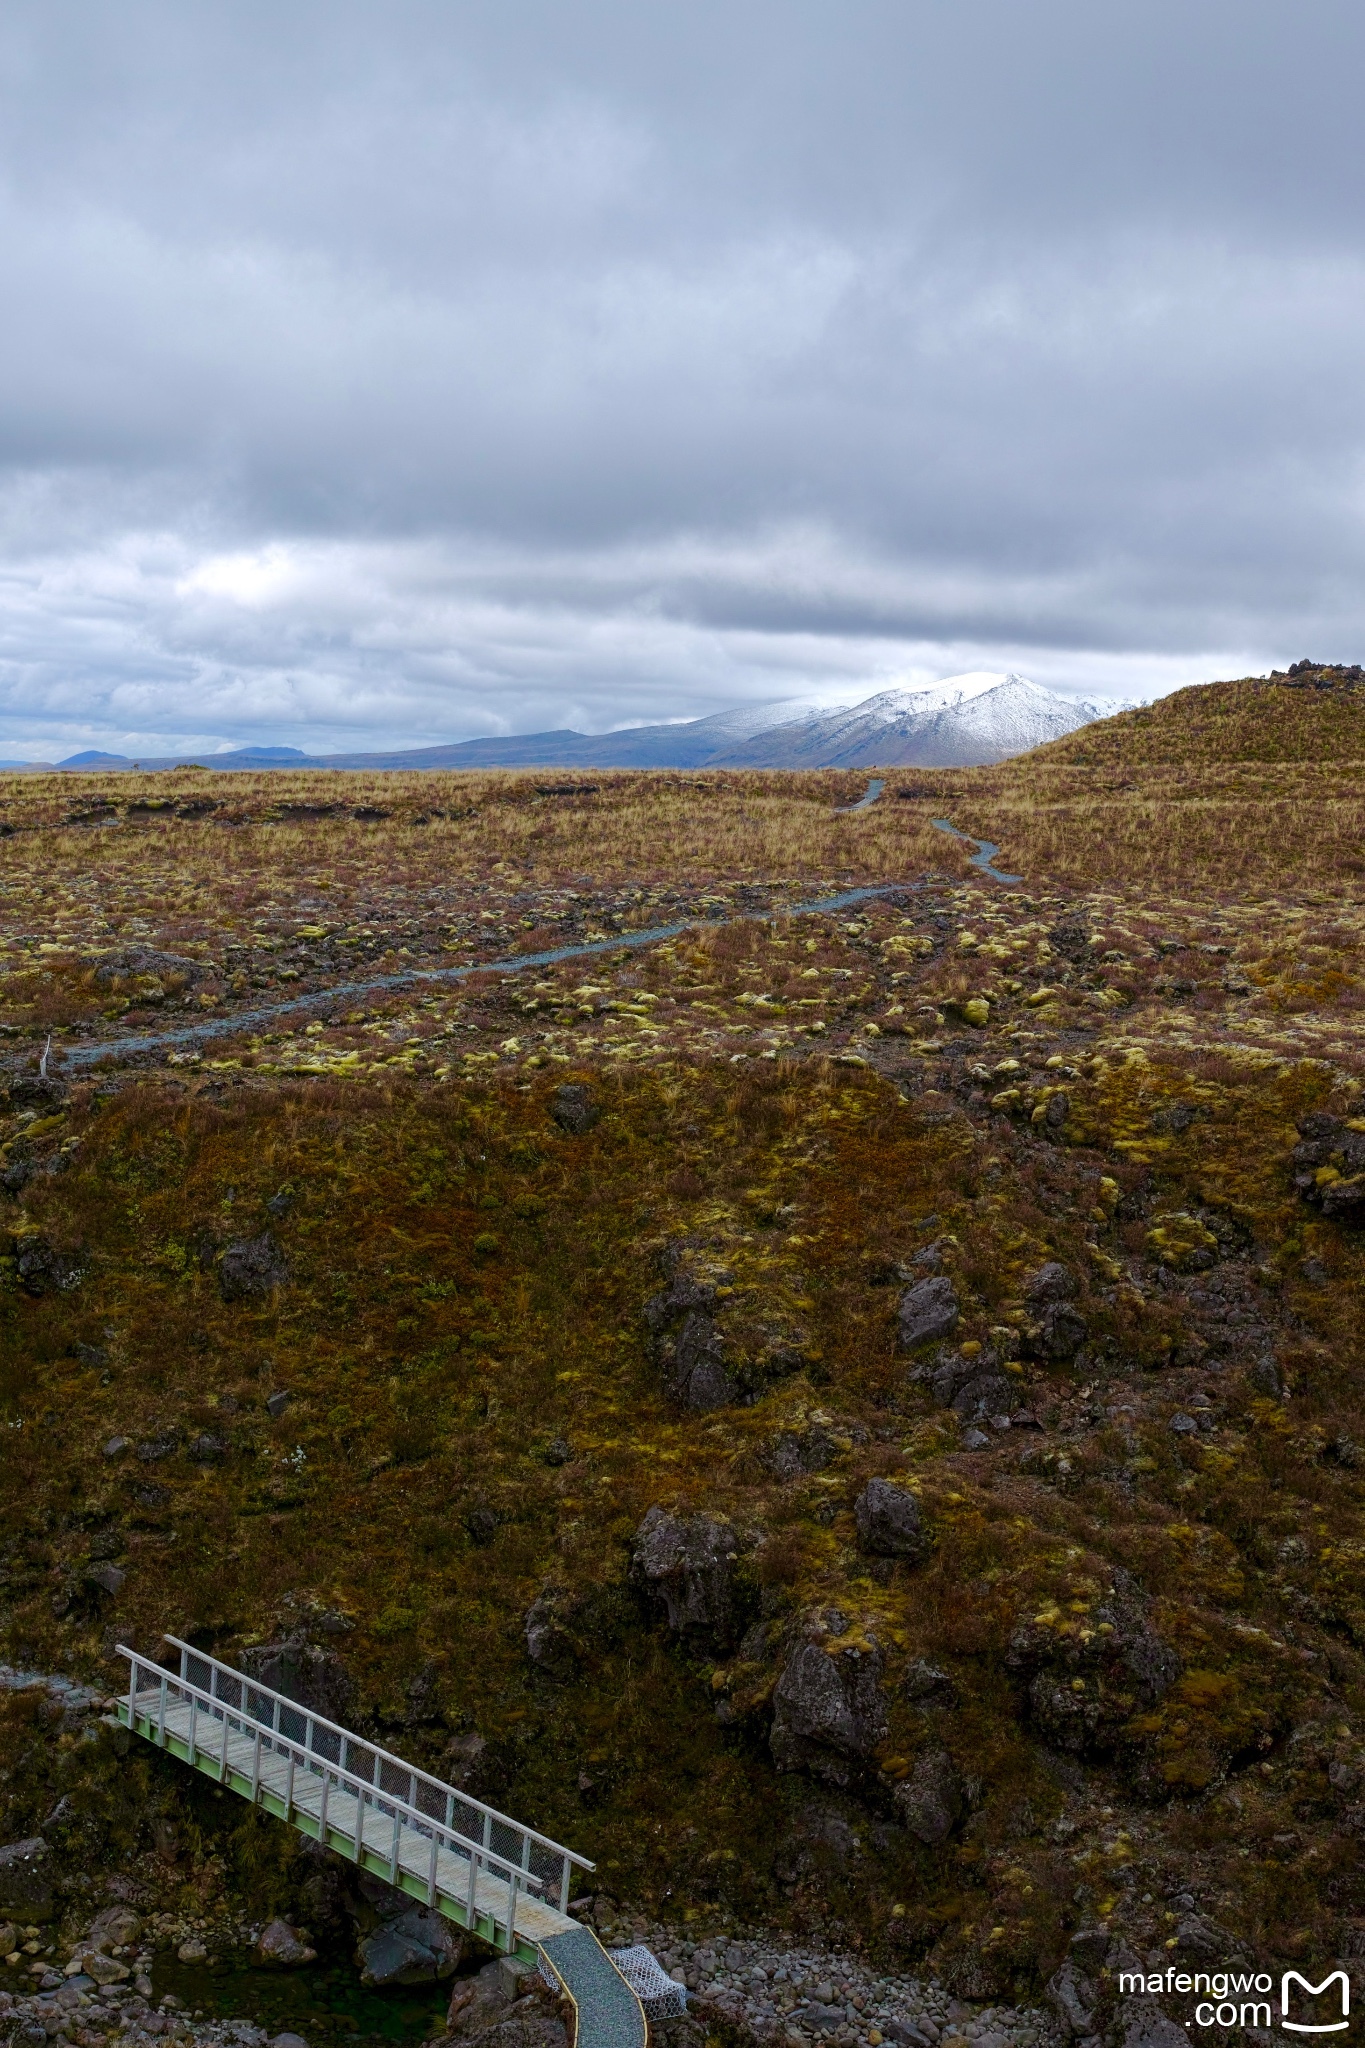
116,1640 -> 645,2048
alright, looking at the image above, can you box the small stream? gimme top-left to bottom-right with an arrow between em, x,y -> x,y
151,1948 -> 450,2047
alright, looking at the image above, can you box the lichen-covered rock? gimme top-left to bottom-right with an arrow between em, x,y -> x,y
893,1747 -> 963,1843
896,1275 -> 959,1350
1293,1113 -> 1365,1222
633,1506 -> 750,1650
770,1617 -> 888,1789
219,1230 -> 288,1302
854,1478 -> 929,1560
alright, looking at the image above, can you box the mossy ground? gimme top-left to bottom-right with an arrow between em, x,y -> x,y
1,676 -> 1364,1997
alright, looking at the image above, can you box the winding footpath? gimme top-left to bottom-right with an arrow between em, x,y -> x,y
13,819 -> 1018,1077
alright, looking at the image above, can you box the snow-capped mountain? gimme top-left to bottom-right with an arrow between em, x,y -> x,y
709,672 -> 1107,769
52,673 -> 1117,773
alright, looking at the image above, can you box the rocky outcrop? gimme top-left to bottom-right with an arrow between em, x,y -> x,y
1007,1577 -> 1178,1756
893,1748 -> 963,1844
1023,1263 -> 1088,1360
219,1230 -> 289,1302
643,1254 -> 735,1411
239,1639 -> 355,1724
854,1479 -> 929,1561
895,1276 -> 959,1350
633,1507 -> 751,1651
770,1614 -> 888,1790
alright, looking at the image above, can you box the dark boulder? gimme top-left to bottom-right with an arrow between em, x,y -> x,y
523,1587 -> 579,1677
13,1234 -> 85,1296
923,1352 -> 1017,1424
896,1276 -> 959,1350
357,1905 -> 461,1986
6,1075 -> 68,1112
219,1231 -> 288,1302
854,1478 -> 929,1561
1292,1114 -> 1365,1222
893,1748 -> 963,1844
632,1506 -> 750,1651
763,1424 -> 838,1479
770,1618 -> 888,1789
0,1837 -> 52,1921
1025,1261 -> 1077,1303
549,1084 -> 600,1137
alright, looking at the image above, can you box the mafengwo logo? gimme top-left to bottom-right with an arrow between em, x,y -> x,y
1118,1967 -> 1350,2032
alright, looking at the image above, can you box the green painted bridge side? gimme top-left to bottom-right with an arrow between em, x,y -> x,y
116,1702 -> 540,1964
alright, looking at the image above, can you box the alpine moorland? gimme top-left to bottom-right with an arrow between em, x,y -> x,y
1,664 -> 1363,2022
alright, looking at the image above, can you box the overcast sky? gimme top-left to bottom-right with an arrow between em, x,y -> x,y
0,1 -> 1361,759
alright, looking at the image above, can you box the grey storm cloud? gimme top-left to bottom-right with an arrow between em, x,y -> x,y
0,0 -> 1362,757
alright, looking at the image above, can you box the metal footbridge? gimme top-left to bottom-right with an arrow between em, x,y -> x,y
116,1640 -> 647,2048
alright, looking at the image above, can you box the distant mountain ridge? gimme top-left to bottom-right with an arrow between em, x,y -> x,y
28,672 -> 1116,774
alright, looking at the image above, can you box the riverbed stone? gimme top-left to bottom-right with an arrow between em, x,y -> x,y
0,1840 -> 51,1922
255,1921 -> 315,1968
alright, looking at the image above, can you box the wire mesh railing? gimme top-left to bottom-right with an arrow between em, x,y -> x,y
116,1637 -> 591,1942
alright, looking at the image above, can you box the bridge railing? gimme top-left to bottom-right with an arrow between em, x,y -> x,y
116,1638 -> 591,1935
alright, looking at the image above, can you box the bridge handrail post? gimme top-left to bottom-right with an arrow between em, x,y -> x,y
188,1691 -> 197,1767
157,1673 -> 168,1748
427,1833 -> 438,1908
251,1727 -> 262,1806
285,1750 -> 295,1825
558,1856 -> 569,1916
389,1811 -> 401,1884
318,1760 -> 331,1849
126,1657 -> 137,1733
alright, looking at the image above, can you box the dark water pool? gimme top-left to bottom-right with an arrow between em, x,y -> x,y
151,1950 -> 450,2047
